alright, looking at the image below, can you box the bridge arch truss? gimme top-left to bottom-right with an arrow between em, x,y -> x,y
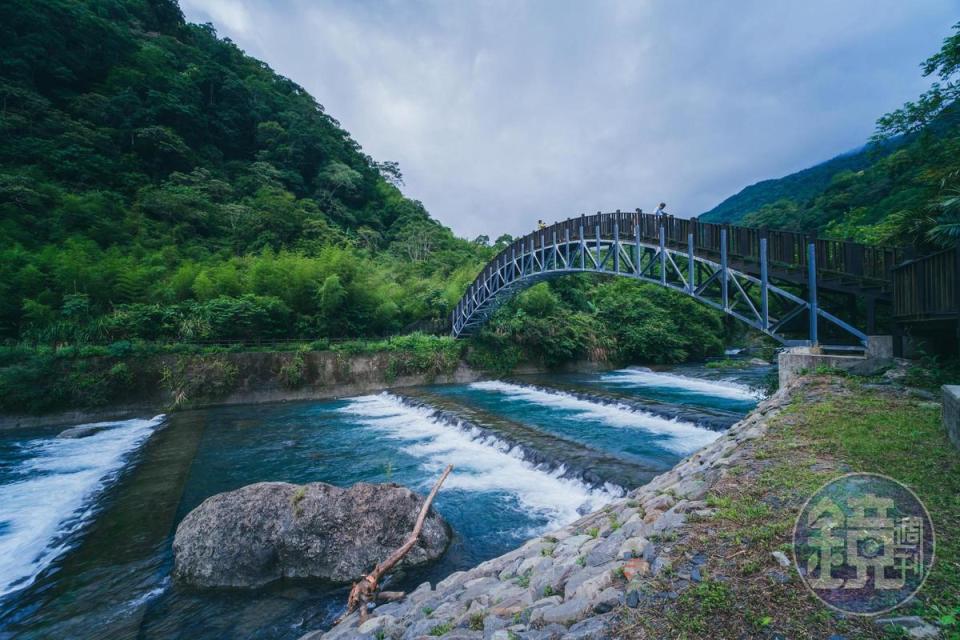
451,212 -> 889,347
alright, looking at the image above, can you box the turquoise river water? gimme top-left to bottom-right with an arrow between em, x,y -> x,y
0,362 -> 771,639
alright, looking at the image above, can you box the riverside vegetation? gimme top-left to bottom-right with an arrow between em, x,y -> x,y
0,0 -> 734,415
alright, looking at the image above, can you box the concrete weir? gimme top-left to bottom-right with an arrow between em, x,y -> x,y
393,389 -> 668,491
778,336 -> 894,388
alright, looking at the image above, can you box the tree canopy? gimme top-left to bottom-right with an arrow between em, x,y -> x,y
0,0 -> 490,342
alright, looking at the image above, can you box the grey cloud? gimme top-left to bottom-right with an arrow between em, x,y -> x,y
181,0 -> 955,238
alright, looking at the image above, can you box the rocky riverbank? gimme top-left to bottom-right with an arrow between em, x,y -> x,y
304,377 -> 793,640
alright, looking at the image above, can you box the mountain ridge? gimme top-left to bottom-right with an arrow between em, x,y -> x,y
699,138 -> 904,225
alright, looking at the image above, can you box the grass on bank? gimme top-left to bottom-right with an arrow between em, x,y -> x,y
618,375 -> 959,639
705,358 -> 754,370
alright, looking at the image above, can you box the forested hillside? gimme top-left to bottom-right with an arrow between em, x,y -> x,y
698,140 -> 901,225
700,23 -> 960,252
0,0 -> 489,343
0,0 -> 724,381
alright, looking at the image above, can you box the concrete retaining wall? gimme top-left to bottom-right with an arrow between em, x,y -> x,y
0,352 -> 612,431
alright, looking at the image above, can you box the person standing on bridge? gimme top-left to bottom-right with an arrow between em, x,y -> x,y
654,202 -> 667,219
537,219 -> 547,230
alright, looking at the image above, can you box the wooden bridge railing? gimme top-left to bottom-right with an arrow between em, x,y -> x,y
892,247 -> 960,322
493,210 -> 902,294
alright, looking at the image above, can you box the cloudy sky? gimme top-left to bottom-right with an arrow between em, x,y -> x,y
181,1 -> 955,239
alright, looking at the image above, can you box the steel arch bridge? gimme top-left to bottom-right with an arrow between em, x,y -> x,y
451,211 -> 902,347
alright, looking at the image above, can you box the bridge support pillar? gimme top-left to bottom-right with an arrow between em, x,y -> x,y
613,223 -> 620,273
635,224 -> 642,276
808,242 -> 818,345
866,335 -> 893,360
539,232 -> 545,271
595,224 -> 601,270
720,229 -> 729,309
579,224 -> 586,270
659,226 -> 666,285
550,230 -> 557,271
760,237 -> 769,330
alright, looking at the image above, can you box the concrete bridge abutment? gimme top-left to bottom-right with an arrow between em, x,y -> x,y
778,336 -> 894,388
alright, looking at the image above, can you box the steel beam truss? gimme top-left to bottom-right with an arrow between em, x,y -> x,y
451,226 -> 868,347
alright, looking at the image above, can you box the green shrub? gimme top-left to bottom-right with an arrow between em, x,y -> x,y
279,349 -> 308,389
290,486 -> 307,517
468,613 -> 484,631
705,359 -> 750,369
0,355 -> 67,413
905,353 -> 960,390
0,354 -> 145,413
161,356 -> 239,408
107,340 -> 134,358
335,333 -> 463,379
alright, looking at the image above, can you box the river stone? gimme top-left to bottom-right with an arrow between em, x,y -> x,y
358,614 -> 395,635
561,613 -> 616,639
875,615 -> 940,639
57,423 -> 110,438
771,550 -> 791,568
484,615 -> 510,638
590,587 -> 622,613
534,595 -> 592,625
173,481 -> 451,588
649,508 -> 686,534
585,531 -> 624,566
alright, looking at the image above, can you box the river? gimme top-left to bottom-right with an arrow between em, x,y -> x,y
0,362 -> 772,639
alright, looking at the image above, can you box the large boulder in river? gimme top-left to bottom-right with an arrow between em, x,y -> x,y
172,481 -> 451,588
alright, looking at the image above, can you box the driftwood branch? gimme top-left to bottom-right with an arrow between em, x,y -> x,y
337,464 -> 453,625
